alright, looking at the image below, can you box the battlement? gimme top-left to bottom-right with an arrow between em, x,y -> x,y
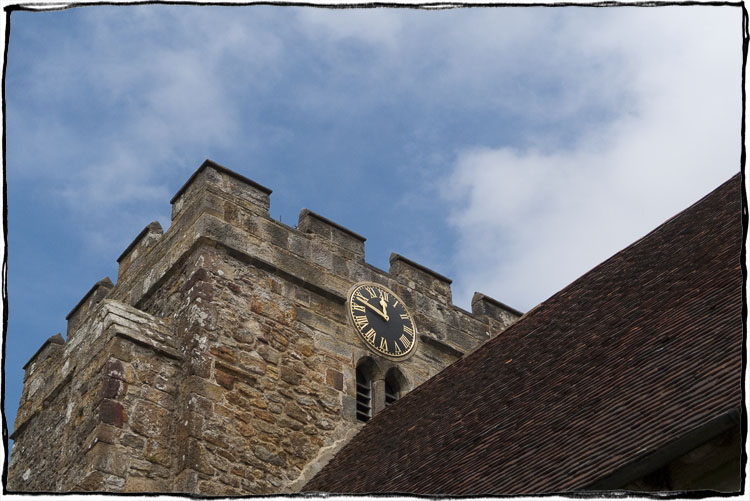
22,333 -> 64,373
11,158 -> 522,494
66,277 -> 114,338
117,222 -> 163,280
60,159 -> 522,364
170,159 -> 272,221
389,253 -> 452,304
298,209 -> 366,261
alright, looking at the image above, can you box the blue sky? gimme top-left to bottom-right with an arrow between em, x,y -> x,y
1,4 -> 742,453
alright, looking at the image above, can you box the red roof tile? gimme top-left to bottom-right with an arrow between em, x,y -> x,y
305,173 -> 744,495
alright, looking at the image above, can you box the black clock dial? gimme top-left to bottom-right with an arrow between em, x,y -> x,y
347,282 -> 418,360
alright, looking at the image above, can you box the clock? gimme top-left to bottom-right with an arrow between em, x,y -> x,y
347,282 -> 418,360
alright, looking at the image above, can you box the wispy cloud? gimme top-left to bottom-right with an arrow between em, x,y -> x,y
7,6 -> 741,283
443,8 -> 741,311
8,6 -> 290,253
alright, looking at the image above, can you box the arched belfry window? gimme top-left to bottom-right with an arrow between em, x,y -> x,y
385,368 -> 405,406
355,362 -> 373,422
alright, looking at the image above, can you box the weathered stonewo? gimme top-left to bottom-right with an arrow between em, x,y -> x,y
8,159 -> 521,494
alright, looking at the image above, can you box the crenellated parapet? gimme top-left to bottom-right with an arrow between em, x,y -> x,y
11,159 -> 522,495
170,159 -> 272,221
117,222 -> 163,280
66,277 -> 114,338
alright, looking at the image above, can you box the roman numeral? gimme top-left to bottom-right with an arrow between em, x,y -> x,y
352,302 -> 366,313
403,325 -> 414,336
362,328 -> 376,344
355,292 -> 370,305
378,289 -> 390,302
379,337 -> 388,352
399,334 -> 412,350
365,286 -> 378,298
353,314 -> 369,330
394,342 -> 403,355
400,313 -> 409,320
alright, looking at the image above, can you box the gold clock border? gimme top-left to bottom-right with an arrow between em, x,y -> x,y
345,281 -> 419,362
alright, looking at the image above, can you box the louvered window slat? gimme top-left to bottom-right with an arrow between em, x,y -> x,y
356,365 -> 372,422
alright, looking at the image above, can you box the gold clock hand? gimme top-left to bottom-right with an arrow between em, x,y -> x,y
358,296 -> 389,321
379,298 -> 390,321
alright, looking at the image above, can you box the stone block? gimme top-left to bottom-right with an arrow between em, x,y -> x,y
280,366 -> 302,386
87,442 -> 129,477
121,433 -> 145,451
93,423 -> 121,445
174,469 -> 200,493
184,376 -> 224,402
210,345 -> 238,364
254,444 -> 287,467
184,438 -> 215,476
258,345 -> 281,365
105,359 -> 135,384
144,439 -> 172,467
76,470 -> 107,491
109,337 -> 134,363
130,401 -> 169,438
259,219 -> 290,250
326,369 -> 344,391
123,476 -> 164,493
215,368 -> 235,390
100,399 -> 125,428
285,402 -> 309,424
101,377 -> 122,400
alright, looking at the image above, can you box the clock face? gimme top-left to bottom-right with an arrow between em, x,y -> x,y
347,282 -> 418,360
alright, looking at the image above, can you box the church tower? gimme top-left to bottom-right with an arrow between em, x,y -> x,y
8,160 -> 520,494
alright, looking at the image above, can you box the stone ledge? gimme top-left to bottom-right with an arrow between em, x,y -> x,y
100,300 -> 174,348
114,332 -> 182,362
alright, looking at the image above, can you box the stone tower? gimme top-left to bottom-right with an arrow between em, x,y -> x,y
8,160 -> 520,494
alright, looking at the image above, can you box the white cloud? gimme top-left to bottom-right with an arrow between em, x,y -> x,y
443,7 -> 742,311
10,6 -> 289,252
8,6 -> 741,274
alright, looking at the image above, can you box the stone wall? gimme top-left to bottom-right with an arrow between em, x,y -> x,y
8,159 -> 521,494
9,300 -> 178,491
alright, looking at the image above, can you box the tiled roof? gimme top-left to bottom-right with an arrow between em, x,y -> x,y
305,174 -> 744,495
